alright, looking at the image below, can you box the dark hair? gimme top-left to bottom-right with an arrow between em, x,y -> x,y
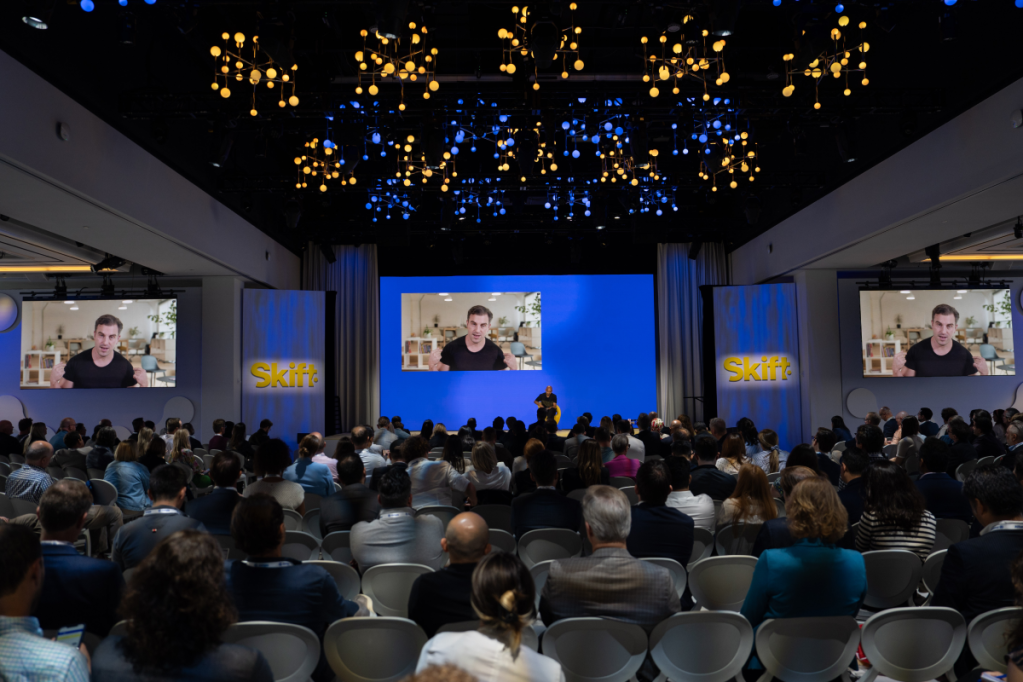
814,427 -> 838,454
94,314 -> 123,334
840,447 -> 869,476
253,439 -> 292,477
212,418 -> 225,434
576,440 -> 604,488
228,422 -> 248,451
831,415 -> 849,432
665,456 -> 690,490
39,480 -> 93,532
401,435 -> 429,463
545,418 -> 558,434
693,434 -> 719,463
721,433 -> 746,465
919,407 -> 933,421
0,525 -> 40,599
636,460 -> 671,505
595,427 -> 611,443
333,439 -> 356,460
96,426 -> 118,449
671,440 -> 693,458
149,464 -> 188,501
963,464 -> 1023,517
336,454 -> 365,486
941,407 -> 958,423
900,416 -> 920,439
493,416 -> 505,430
466,305 -> 493,322
144,420 -> 155,431
856,424 -> 885,453
377,467 -> 412,508
736,417 -> 759,447
932,303 -> 959,323
419,420 -> 434,439
146,437 -> 167,460
210,451 -> 241,488
182,423 -> 195,436
259,418 -> 273,430
637,413 -> 652,431
132,418 -> 145,431
919,437 -> 949,473
864,413 -> 881,427
63,431 -> 82,449
786,444 -> 821,474
442,434 -> 466,474
470,551 -> 536,655
528,450 -> 558,487
231,494 -> 284,556
864,461 -> 926,529
949,418 -> 972,443
17,417 -> 32,432
119,530 -> 236,671
974,410 -> 994,435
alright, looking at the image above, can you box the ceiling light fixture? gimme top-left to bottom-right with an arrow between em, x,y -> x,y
354,22 -> 438,109
782,15 -> 871,110
295,136 -> 355,191
498,3 -> 583,90
907,296 -> 915,300
1014,216 -> 1023,240
438,292 -> 449,296
957,290 -> 967,293
640,21 -> 730,101
92,255 -> 127,272
0,266 -> 92,273
698,135 -> 759,191
64,300 -> 74,304
900,290 -> 911,294
69,306 -> 79,310
210,32 -> 299,116
22,0 -> 51,29
444,298 -> 453,301
118,306 -> 128,310
954,296 -> 962,300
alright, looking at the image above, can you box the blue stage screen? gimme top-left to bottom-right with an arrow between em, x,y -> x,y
380,275 -> 656,429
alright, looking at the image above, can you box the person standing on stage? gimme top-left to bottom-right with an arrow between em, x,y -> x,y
534,386 -> 558,420
429,306 -> 518,372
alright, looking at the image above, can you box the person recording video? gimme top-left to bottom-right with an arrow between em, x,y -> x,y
892,304 -> 988,377
50,314 -> 149,388
429,305 -> 518,371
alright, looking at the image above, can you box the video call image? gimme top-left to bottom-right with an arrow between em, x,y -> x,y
859,289 -> 1014,378
20,298 -> 178,389
401,292 -> 541,371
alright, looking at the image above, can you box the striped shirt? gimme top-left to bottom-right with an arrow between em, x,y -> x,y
5,464 -> 54,502
0,616 -> 89,682
855,509 -> 937,561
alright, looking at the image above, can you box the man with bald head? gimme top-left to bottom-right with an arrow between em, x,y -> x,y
407,511 -> 492,636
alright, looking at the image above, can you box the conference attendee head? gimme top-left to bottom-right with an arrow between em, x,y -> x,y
528,450 -> 558,487
337,454 -> 366,486
146,436 -> 167,462
491,417 -> 505,433
571,422 -> 586,437
183,423 -> 196,436
720,433 -> 746,465
38,479 -> 93,541
918,437 -> 950,475
114,441 -> 138,463
63,431 -> 83,450
708,418 -> 726,437
948,417 -> 972,444
143,420 -> 155,431
443,434 -> 467,473
582,412 -> 593,425
864,412 -> 881,427
1004,408 -> 1019,425
95,426 -> 117,450
166,418 -> 181,434
693,434 -> 720,464
117,530 -> 238,671
670,419 -> 683,432
465,305 -> 493,345
575,440 -> 605,487
599,416 -> 614,434
57,417 -> 75,434
863,461 -> 925,523
900,416 -> 920,440
229,422 -> 248,450
431,423 -> 448,440
130,418 -> 145,434
610,433 -> 631,457
811,428 -> 837,455
400,435 -> 429,463
231,493 -> 285,558
665,456 -> 691,491
917,407 -> 934,423
259,418 -> 273,434
736,418 -> 758,446
471,442 -> 498,475
652,417 -> 665,433
482,427 -> 497,444
1008,422 -> 1023,448
544,419 -> 558,436
351,425 -> 373,450
779,465 -> 818,499
296,433 -> 322,460
614,419 -> 632,435
831,416 -> 850,433
459,429 -> 476,454
593,427 -> 610,448
963,464 -> 1023,527
535,407 -> 546,422
253,438 -> 291,477
940,407 -> 958,425
442,511 -> 491,564
0,524 -> 44,616
581,485 -> 631,546
92,314 -> 122,359
855,424 -> 884,454
840,447 -> 869,482
635,460 -> 671,505
930,303 -> 959,348
212,418 -> 225,435
17,417 -> 32,436
785,477 -> 849,543
973,410 -> 995,436
671,440 -> 693,459
377,416 -> 392,433
149,464 -> 189,509
25,440 -> 54,468
377,467 -> 413,509
523,438 -> 545,465
466,418 -> 477,430
636,413 -> 652,433
210,451 -> 242,488
785,444 -> 821,475
879,407 -> 892,421
470,551 -> 536,654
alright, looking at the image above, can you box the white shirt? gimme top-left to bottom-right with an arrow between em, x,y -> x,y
417,630 -> 565,682
715,458 -> 741,475
312,453 -> 338,482
512,456 -> 528,474
375,429 -> 398,449
626,434 -> 645,462
407,457 -> 470,508
666,490 -> 716,533
359,448 -> 388,485
469,463 -> 512,491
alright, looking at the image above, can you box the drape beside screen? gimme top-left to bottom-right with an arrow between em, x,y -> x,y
302,244 -> 380,431
656,242 -> 730,424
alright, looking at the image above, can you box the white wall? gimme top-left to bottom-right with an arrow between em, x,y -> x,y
859,289 -> 1005,344
794,270 -> 843,437
20,300 -> 168,351
401,292 -> 532,339
200,277 -> 243,440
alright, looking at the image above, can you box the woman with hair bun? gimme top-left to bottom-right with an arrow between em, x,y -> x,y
415,551 -> 565,681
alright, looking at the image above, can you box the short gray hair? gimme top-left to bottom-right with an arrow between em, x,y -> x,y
1008,422 -> 1023,442
582,485 -> 631,543
611,433 -> 630,455
26,441 -> 52,462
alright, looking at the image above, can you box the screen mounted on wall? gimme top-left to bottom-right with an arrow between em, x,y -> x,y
858,288 -> 1014,378
21,298 -> 178,389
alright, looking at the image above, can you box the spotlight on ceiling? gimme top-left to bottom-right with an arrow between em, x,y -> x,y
145,274 -> 163,297
22,0 -> 51,29
712,0 -> 740,36
101,275 -> 115,297
1014,216 -> 1023,240
53,276 -> 67,298
92,255 -> 127,273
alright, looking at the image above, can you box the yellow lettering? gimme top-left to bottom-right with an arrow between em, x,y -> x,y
251,362 -> 271,388
271,363 -> 289,387
722,356 -> 794,382
288,362 -> 297,387
743,357 -> 761,381
724,357 -> 744,382
308,364 -> 318,386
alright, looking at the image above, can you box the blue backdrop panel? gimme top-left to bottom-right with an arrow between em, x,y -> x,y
713,284 -> 802,450
242,290 -> 325,453
380,275 -> 656,428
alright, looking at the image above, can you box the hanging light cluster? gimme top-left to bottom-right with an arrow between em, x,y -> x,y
698,134 -> 759,192
210,32 -> 298,116
540,189 -> 593,221
365,190 -> 416,222
393,135 -> 456,192
353,23 -> 440,109
640,20 -> 729,101
781,15 -> 870,110
637,187 -> 678,216
498,3 -> 584,90
294,137 -> 355,192
451,188 -> 509,223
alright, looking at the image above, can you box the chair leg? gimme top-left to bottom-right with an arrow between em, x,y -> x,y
859,668 -> 879,682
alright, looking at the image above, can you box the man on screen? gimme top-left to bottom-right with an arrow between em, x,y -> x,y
893,304 -> 988,378
429,305 -> 518,371
50,314 -> 149,388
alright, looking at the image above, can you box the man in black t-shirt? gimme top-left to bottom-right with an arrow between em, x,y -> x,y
534,386 -> 558,419
50,314 -> 148,388
429,305 -> 518,371
893,303 -> 986,378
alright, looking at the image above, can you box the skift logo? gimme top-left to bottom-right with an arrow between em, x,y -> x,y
250,362 -> 319,388
722,356 -> 795,382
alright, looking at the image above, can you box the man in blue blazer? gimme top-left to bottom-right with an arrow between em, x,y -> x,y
918,408 -> 941,437
34,480 -> 125,637
626,460 -> 694,567
510,450 -> 582,539
185,451 -> 242,535
915,438 -> 973,523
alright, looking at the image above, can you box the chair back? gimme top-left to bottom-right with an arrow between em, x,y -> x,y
529,559 -> 555,611
109,620 -> 129,638
541,617 -> 648,682
436,621 -> 539,651
766,472 -> 781,483
979,343 -> 998,360
321,531 -> 354,564
65,467 -> 88,481
567,488 -> 587,502
510,341 -> 526,356
46,466 -> 65,480
303,492 -> 323,512
862,550 -> 923,610
0,461 -> 9,476
650,611 -> 754,682
9,495 -> 38,517
920,550 -> 947,606
976,456 -> 996,467
303,509 -> 322,540
10,453 -> 25,464
689,527 -> 715,570
714,523 -> 763,556
360,563 -> 434,618
774,498 -> 786,518
609,476 -> 633,489
640,557 -> 687,598
202,454 -> 215,470
140,355 -> 159,372
555,454 -> 572,468
0,475 -> 5,492
475,489 -> 513,506
489,528 -> 517,554
122,567 -> 136,584
323,617 -> 427,682
282,508 -> 304,531
860,607 -> 966,682
304,560 -> 361,601
473,504 -> 513,534
883,443 -> 898,458
414,505 -> 460,530
968,606 -> 1023,673
281,530 -> 320,561
619,486 -> 639,506
221,621 -> 320,682
833,441 -> 848,453
688,555 -> 758,611
0,493 -> 16,518
90,478 -> 118,506
212,534 -> 245,561
87,468 -> 106,480
517,528 -> 583,569
755,616 -> 860,682
935,518 -> 970,545
956,458 -> 978,482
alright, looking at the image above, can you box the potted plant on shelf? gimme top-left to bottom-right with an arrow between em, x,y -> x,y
422,327 -> 432,337
45,337 -> 54,349
895,314 -> 902,329
983,291 -> 1012,328
128,326 -> 139,338
965,315 -> 977,329
498,316 -> 508,328
885,327 -> 894,339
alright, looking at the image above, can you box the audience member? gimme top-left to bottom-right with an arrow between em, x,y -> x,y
690,434 -> 737,500
182,422 -> 203,451
160,418 -> 181,451
5,440 -> 56,502
228,422 -> 255,472
560,439 -> 610,493
14,416 -> 32,447
417,551 -> 564,682
54,431 -> 88,472
627,460 -> 694,569
244,439 -> 306,514
973,410 -> 1008,461
510,450 -> 581,539
855,461 -> 936,560
709,417 -> 727,453
512,438 -> 546,495
915,437 -> 974,523
831,415 -> 854,443
837,447 -> 869,526
353,425 -> 388,485
468,442 -> 512,492
750,429 -> 786,474
407,435 -> 476,508
86,426 -> 118,471
482,427 -> 513,470
562,421 -> 591,461
283,433 -> 334,497
606,434 -> 641,479
999,553 -> 1023,682
443,433 -> 470,477
593,427 -> 613,463
138,437 -> 167,473
812,428 -> 841,484
111,464 -> 206,571
133,426 -> 153,459
883,410 -> 906,441
207,419 -> 229,453
720,464 -> 778,527
737,417 -> 763,460
856,424 -> 886,462
783,444 -> 822,476
169,428 -> 208,490
185,451 -> 242,535
0,419 -> 21,459
615,419 -> 646,462
665,456 -> 715,532
428,423 -> 448,449
947,417 -> 979,478
634,413 -> 662,457
918,407 -> 940,437
892,416 -> 923,474
752,466 -> 818,557
104,441 -> 153,518
320,452 -> 382,536
408,511 -> 492,637
375,416 -> 399,451
716,433 -> 746,475
1005,421 -> 1023,472
49,417 -> 76,450
938,407 -> 958,439
545,419 -> 565,453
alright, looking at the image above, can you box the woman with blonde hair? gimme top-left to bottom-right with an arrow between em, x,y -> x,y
170,428 -> 210,489
719,464 -> 778,527
416,551 -> 564,682
716,433 -> 746,475
103,441 -> 151,518
469,442 -> 512,491
560,439 -> 610,493
429,423 -> 448,449
135,426 -> 154,460
751,429 -> 787,474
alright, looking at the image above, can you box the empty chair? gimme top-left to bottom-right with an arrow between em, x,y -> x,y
435,620 -> 539,651
968,606 -> 1023,673
202,454 -> 215,470
688,556 -> 758,612
935,518 -> 970,545
862,550 -> 923,610
321,531 -> 353,564
361,563 -> 434,618
0,493 -> 16,519
517,528 -> 583,570
619,486 -> 639,506
956,459 -> 978,482
46,466 -> 65,480
323,617 -> 427,682
509,341 -> 532,367
65,467 -> 88,482
303,509 -> 322,540
414,505 -> 460,530
609,476 -> 634,489
282,509 -> 304,532
89,478 -> 118,506
87,468 -> 106,480
473,504 -> 513,534
639,557 -> 687,598
920,550 -> 947,606
304,560 -> 361,601
489,528 -> 517,554
859,607 -> 966,682
649,611 -> 754,682
541,617 -> 648,682
715,523 -> 763,556
755,616 -> 861,682
221,621 -> 321,682
9,496 -> 38,517
280,531 -> 320,561
689,527 -> 715,570
529,560 -> 555,610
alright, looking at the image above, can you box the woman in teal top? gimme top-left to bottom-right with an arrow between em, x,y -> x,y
740,477 -> 867,668
103,441 -> 152,513
282,434 -> 335,497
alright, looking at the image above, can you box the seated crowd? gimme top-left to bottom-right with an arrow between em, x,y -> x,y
2,406 -> 1023,682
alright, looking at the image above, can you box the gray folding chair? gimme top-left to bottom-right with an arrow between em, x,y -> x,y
414,505 -> 461,530
567,488 -> 587,502
0,461 -> 9,476
956,459 -> 978,482
90,478 -> 118,506
609,476 -> 634,489
715,523 -> 763,556
221,621 -> 320,682
304,560 -> 361,601
65,467 -> 88,482
109,620 -> 129,638
282,509 -> 304,532
87,468 -> 106,480
9,496 -> 38,517
281,531 -> 320,561
650,611 -> 754,682
303,492 -> 323,512
859,607 -> 966,682
920,550 -> 947,607
755,616 -> 860,682
862,550 -> 923,610
323,617 -> 427,682
321,531 -> 353,564
202,454 -> 215,470
688,555 -> 758,612
517,528 -> 583,570
0,493 -> 16,518
530,560 -> 555,610
619,486 -> 639,506
0,474 -> 6,492
968,607 -> 1023,673
689,527 -> 715,571
541,617 -> 648,682
976,456 -> 995,467
436,620 -> 539,651
122,568 -> 136,584
212,534 -> 245,561
640,557 -> 687,598
46,466 -> 65,480
936,518 -> 970,545
303,509 -> 322,540
473,504 -> 513,534
489,528 -> 517,554
766,472 -> 782,483
361,563 -> 433,618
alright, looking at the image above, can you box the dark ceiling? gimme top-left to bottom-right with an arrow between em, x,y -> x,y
1,0 -> 1022,272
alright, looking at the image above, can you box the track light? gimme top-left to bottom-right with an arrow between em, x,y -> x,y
1014,216 -> 1022,240
145,275 -> 163,297
101,275 -> 115,297
92,255 -> 127,273
53,276 -> 67,298
22,0 -> 52,29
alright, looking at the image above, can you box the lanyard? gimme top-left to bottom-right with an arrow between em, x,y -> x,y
241,560 -> 292,568
382,512 -> 413,519
143,507 -> 180,517
982,520 -> 1023,535
40,540 -> 72,547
